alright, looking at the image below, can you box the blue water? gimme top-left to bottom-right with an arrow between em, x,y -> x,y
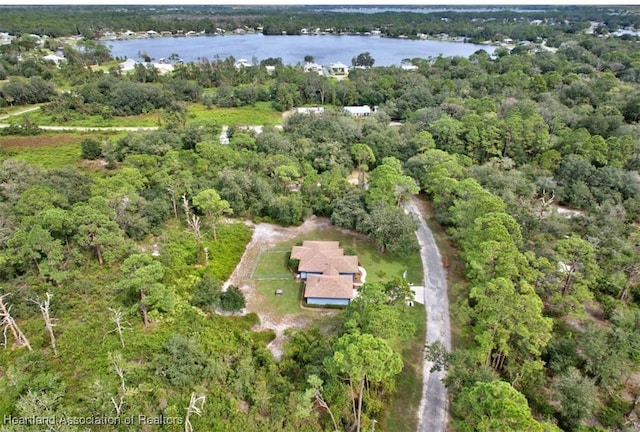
105,34 -> 495,66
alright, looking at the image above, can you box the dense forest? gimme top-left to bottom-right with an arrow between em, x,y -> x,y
3,5 -> 640,432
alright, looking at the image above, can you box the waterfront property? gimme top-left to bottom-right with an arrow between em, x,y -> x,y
291,241 -> 360,306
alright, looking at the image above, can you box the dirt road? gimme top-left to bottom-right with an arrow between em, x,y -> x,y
405,197 -> 452,432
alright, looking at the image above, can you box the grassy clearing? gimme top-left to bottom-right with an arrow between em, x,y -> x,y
0,131 -> 126,170
8,102 -> 282,128
187,101 -> 283,126
254,279 -> 305,315
252,249 -> 293,279
8,109 -> 160,127
0,133 -> 83,168
385,305 -> 427,432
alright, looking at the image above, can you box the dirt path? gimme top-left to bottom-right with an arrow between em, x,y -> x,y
224,216 -> 334,358
405,197 -> 452,432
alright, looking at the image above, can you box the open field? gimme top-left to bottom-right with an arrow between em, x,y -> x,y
7,109 -> 161,127
6,101 -> 283,128
187,101 -> 283,125
252,249 -> 293,280
0,131 -> 126,169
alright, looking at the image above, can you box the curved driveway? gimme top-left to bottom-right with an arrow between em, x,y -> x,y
405,197 -> 452,432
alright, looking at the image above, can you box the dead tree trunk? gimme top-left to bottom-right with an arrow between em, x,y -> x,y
104,307 -> 130,348
0,294 -> 32,351
185,393 -> 206,432
182,194 -> 202,245
31,293 -> 58,356
140,289 -> 149,327
110,352 -> 127,416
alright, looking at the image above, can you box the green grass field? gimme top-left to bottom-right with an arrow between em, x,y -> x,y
188,101 -> 283,126
8,101 -> 283,128
0,131 -> 127,169
8,109 -> 160,127
254,279 -> 305,315
252,249 -> 293,279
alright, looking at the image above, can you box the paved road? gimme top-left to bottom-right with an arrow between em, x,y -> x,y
405,197 -> 451,432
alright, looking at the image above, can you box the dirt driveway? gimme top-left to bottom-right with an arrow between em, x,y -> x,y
224,216 -> 336,358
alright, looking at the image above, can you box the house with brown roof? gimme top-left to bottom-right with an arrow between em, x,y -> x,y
291,241 -> 359,306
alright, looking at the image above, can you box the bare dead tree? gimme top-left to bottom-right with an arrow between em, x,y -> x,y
30,292 -> 58,356
109,352 -> 127,416
182,194 -> 202,244
538,188 -> 555,219
103,307 -> 131,348
140,290 -> 149,327
185,393 -> 206,432
0,293 -> 32,351
182,194 -> 192,225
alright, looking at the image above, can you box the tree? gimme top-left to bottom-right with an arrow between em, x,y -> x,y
552,234 -> 600,312
351,143 -> 376,188
185,393 -> 206,432
553,367 -> 598,430
118,253 -> 170,327
30,292 -> 58,356
192,189 -> 233,241
72,200 -> 128,266
104,307 -> 131,349
324,332 -> 402,432
364,203 -> 418,255
219,286 -> 245,313
452,380 -> 545,432
0,293 -> 31,351
352,52 -> 375,68
366,159 -> 418,208
302,375 -> 339,432
469,277 -> 552,381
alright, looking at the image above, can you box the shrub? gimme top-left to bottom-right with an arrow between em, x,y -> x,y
80,137 -> 102,160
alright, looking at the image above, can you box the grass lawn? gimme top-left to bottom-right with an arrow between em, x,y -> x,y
187,101 -> 283,126
254,279 -> 305,315
252,249 -> 293,279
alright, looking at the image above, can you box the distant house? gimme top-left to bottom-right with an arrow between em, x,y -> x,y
401,62 -> 419,71
296,107 -> 325,115
328,61 -> 349,76
43,54 -> 66,65
291,241 -> 359,306
303,62 -> 324,75
344,105 -> 376,116
119,58 -> 138,72
234,58 -> 252,69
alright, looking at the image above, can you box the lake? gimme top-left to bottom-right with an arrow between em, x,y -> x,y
105,34 -> 495,66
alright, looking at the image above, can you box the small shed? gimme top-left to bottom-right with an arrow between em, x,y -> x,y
275,289 -> 283,296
